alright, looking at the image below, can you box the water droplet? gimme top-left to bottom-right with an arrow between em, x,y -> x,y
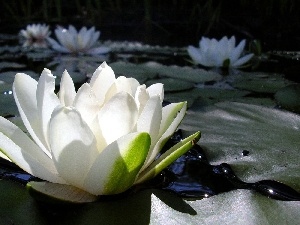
3,90 -> 13,95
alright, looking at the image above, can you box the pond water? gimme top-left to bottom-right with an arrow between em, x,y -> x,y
0,32 -> 300,224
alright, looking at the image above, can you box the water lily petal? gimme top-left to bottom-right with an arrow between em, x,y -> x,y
68,25 -> 78,36
227,36 -> 236,51
187,46 -> 203,65
78,27 -> 89,50
59,70 -> 76,106
20,30 -> 29,39
88,115 -> 107,153
13,73 -> 37,128
230,39 -> 246,63
135,85 -> 149,114
49,107 -> 99,189
98,92 -> 138,145
105,76 -> 140,103
159,102 -> 186,137
142,102 -> 187,169
83,132 -> 151,195
199,37 -> 210,50
27,181 -> 97,203
72,83 -> 101,127
85,27 -> 99,49
147,83 -> 164,102
66,25 -> 78,51
89,62 -> 116,105
54,27 -> 72,52
13,73 -> 50,156
137,95 -> 162,146
232,53 -> 254,67
87,46 -> 110,55
36,69 -> 60,150
47,37 -> 70,53
89,28 -> 100,46
0,116 -> 65,184
135,131 -> 201,184
219,36 -> 228,52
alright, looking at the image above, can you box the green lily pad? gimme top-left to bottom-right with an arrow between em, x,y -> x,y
146,78 -> 194,92
152,64 -> 222,83
0,61 -> 26,70
110,61 -> 157,84
181,102 -> 300,190
233,97 -> 276,107
164,87 -> 250,107
110,62 -> 222,85
233,72 -> 294,93
274,84 -> 300,113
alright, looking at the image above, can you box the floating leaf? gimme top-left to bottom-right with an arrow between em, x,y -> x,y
164,87 -> 250,108
146,78 -> 194,92
233,97 -> 276,107
233,72 -> 294,93
275,84 -> 300,113
181,102 -> 300,190
0,61 -> 26,70
110,61 -> 222,84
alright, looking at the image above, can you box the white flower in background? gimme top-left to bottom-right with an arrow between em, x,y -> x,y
187,36 -> 254,68
0,62 -> 200,202
47,25 -> 110,55
19,24 -> 51,48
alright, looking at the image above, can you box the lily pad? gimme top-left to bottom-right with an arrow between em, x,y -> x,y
274,84 -> 300,113
233,72 -> 294,93
110,61 -> 157,84
164,87 -> 250,108
233,97 -> 276,107
102,40 -> 185,55
156,65 -> 222,83
110,61 -> 222,84
146,78 -> 194,92
181,102 -> 300,190
0,61 -> 26,70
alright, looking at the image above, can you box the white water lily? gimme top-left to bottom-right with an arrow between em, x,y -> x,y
19,24 -> 51,48
47,25 -> 110,55
188,36 -> 254,68
0,62 -> 200,202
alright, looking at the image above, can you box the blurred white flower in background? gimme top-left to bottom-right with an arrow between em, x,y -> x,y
47,25 -> 110,55
19,24 -> 51,48
188,36 -> 254,68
